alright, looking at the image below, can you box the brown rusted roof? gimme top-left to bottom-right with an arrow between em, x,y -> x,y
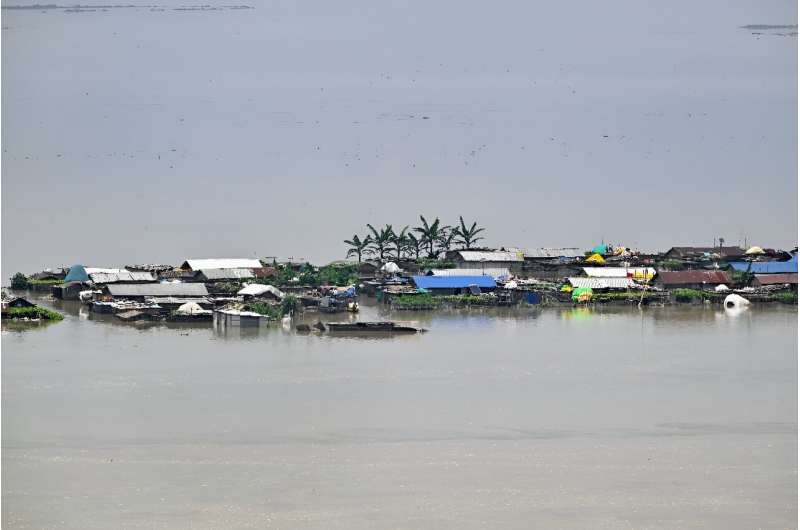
754,273 -> 798,285
657,270 -> 731,285
665,246 -> 745,258
251,267 -> 277,278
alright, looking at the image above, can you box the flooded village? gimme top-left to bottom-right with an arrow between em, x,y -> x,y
4,217 -> 797,328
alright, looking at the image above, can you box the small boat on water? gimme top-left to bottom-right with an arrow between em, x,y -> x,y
324,321 -> 426,333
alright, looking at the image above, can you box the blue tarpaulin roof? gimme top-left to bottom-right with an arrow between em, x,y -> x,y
412,275 -> 496,289
729,254 -> 797,274
64,264 -> 89,283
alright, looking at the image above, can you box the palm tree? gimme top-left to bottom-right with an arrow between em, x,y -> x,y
390,226 -> 410,262
343,234 -> 372,263
413,215 -> 446,259
437,226 -> 458,255
367,223 -> 394,262
405,233 -> 423,260
454,216 -> 486,249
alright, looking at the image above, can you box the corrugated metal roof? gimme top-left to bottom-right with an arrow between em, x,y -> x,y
197,268 -> 255,280
583,267 -> 656,279
455,251 -> 524,262
754,273 -> 798,285
106,283 -> 209,297
729,254 -> 797,274
412,275 -> 497,289
181,258 -> 262,270
428,268 -> 510,278
568,277 -> 636,289
657,271 -> 730,285
84,267 -> 126,275
523,247 -> 584,259
89,271 -> 156,284
146,296 -> 212,305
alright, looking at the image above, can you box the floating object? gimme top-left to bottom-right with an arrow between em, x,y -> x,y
346,301 -> 359,312
724,293 -> 750,309
714,284 -> 730,292
324,321 -> 426,333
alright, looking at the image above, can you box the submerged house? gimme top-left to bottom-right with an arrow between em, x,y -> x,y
1,297 -> 36,310
656,270 -> 731,290
412,275 -> 497,295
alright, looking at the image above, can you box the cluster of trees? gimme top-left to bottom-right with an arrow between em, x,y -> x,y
344,215 -> 486,263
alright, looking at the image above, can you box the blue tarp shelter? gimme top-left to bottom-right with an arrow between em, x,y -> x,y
64,264 -> 90,283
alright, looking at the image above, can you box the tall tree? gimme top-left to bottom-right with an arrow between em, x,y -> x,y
413,215 -> 446,259
437,226 -> 458,255
367,223 -> 394,262
405,233 -> 423,260
343,234 -> 372,263
454,216 -> 486,249
390,226 -> 410,262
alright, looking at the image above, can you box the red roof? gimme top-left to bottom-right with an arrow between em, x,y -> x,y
657,270 -> 730,285
754,273 -> 798,285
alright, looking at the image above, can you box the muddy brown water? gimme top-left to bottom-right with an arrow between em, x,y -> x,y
2,295 -> 797,529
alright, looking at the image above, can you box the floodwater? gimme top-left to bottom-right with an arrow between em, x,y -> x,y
2,297 -> 797,529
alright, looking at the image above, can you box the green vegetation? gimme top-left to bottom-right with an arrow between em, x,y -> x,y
455,216 -> 486,249
343,234 -> 372,263
416,258 -> 456,270
773,292 -> 798,304
28,278 -> 64,286
210,281 -> 243,294
10,273 -> 29,290
9,273 -> 63,290
281,294 -> 300,315
392,292 -> 499,309
367,224 -> 394,261
4,306 -> 64,321
251,263 -> 358,288
437,293 -> 498,306
246,302 -> 283,319
673,288 -> 711,302
392,293 -> 440,308
591,291 -> 664,303
729,269 -> 753,286
344,215 -> 487,262
659,259 -> 684,271
246,294 -> 301,319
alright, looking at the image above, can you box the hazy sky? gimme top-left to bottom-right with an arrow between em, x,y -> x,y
2,0 -> 797,274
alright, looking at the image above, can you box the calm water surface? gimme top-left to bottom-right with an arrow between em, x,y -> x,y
2,298 -> 797,529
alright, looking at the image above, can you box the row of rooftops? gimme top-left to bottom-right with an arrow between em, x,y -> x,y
29,244 -> 799,297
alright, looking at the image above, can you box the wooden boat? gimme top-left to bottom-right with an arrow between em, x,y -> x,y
325,321 -> 426,333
